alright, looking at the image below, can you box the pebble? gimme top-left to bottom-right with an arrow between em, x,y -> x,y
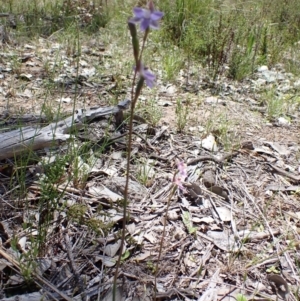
257,65 -> 268,72
293,79 -> 300,89
201,134 -> 218,152
277,117 -> 291,126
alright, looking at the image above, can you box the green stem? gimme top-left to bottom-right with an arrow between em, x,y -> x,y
112,28 -> 148,301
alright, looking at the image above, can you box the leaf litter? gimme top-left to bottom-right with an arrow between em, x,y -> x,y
0,7 -> 300,301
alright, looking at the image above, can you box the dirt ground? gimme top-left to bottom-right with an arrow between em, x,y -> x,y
0,22 -> 300,301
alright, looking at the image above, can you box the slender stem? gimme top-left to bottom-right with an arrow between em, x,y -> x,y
139,29 -> 149,62
112,94 -> 139,301
130,68 -> 138,108
154,185 -> 177,301
113,29 -> 148,301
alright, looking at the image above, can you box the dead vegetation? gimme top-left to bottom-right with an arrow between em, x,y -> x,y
0,1 -> 300,301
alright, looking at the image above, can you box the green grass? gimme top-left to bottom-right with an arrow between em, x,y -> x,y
1,0 -> 111,37
162,47 -> 185,81
260,88 -> 300,120
136,97 -> 163,127
175,97 -> 190,132
3,0 -> 300,80
158,0 -> 300,80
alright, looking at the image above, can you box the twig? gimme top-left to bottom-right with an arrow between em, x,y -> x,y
266,163 -> 300,183
0,246 -> 73,301
132,130 -> 156,150
64,232 -> 86,299
241,183 -> 277,240
187,151 -> 239,166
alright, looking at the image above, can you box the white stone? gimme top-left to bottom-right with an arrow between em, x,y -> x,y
201,134 -> 218,152
257,65 -> 268,72
277,117 -> 291,126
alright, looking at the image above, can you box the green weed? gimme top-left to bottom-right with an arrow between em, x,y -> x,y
201,108 -> 239,151
236,294 -> 248,301
175,98 -> 190,132
162,47 -> 184,81
1,0 -> 110,38
159,0 -> 300,80
136,158 -> 155,186
136,97 -> 163,127
261,88 -> 299,120
182,211 -> 197,234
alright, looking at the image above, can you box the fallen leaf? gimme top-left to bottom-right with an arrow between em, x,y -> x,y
103,240 -> 121,257
264,141 -> 290,156
95,255 -> 116,267
133,251 -> 151,261
89,185 -> 123,202
215,207 -> 231,222
206,230 -> 238,252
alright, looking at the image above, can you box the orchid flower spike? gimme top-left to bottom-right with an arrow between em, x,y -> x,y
173,160 -> 187,192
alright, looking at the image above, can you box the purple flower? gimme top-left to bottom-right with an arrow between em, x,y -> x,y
177,160 -> 187,179
174,176 -> 186,192
137,64 -> 156,88
129,1 -> 164,31
173,160 -> 187,192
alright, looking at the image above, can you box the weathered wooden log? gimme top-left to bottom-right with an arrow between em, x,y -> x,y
0,99 -> 130,160
0,112 -> 48,130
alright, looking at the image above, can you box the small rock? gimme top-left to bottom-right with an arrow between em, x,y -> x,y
261,70 -> 277,83
258,65 -> 268,72
24,44 -> 36,50
168,210 -> 179,220
227,84 -> 236,91
277,117 -> 290,126
201,134 -> 218,152
286,72 -> 295,79
241,141 -> 254,150
19,73 -> 33,81
158,100 -> 172,106
56,97 -> 71,103
215,206 -> 231,222
203,170 -> 215,187
278,84 -> 291,93
264,141 -> 290,156
205,96 -> 226,105
166,84 -> 177,94
81,67 -> 96,77
197,126 -> 205,132
253,78 -> 266,86
293,79 -> 300,89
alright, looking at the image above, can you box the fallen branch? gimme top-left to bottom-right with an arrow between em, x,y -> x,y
0,99 -> 130,160
266,163 -> 300,183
